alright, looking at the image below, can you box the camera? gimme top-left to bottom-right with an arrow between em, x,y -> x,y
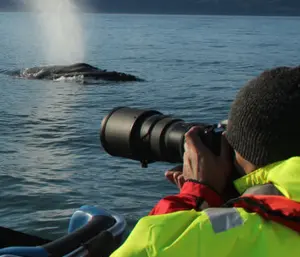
100,107 -> 227,168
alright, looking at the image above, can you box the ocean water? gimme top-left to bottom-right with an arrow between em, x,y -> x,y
0,13 -> 300,239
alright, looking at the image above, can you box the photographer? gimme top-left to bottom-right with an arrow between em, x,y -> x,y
111,66 -> 300,257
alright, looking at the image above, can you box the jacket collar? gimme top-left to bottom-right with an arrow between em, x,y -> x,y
234,157 -> 300,201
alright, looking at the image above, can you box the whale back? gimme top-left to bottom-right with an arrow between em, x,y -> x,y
11,63 -> 143,82
49,63 -> 100,74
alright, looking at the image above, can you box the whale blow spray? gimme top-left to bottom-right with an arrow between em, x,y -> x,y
26,0 -> 85,65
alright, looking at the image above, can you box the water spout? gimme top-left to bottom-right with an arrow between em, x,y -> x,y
25,0 -> 85,65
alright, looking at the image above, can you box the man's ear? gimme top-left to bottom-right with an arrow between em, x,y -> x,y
235,151 -> 257,175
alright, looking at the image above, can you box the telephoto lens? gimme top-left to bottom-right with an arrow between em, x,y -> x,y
100,107 -> 225,167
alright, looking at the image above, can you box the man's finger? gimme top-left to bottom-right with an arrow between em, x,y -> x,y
165,171 -> 176,184
178,174 -> 185,188
173,171 -> 181,183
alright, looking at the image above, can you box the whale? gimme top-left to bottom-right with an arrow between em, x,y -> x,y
8,63 -> 143,82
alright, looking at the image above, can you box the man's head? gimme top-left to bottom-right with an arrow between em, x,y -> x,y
226,66 -> 300,173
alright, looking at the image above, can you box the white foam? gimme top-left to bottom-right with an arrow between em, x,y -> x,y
54,75 -> 85,83
53,75 -> 109,85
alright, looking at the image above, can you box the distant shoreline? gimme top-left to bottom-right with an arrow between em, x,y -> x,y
1,10 -> 300,17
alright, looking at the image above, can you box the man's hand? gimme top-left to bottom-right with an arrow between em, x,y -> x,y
183,126 -> 233,194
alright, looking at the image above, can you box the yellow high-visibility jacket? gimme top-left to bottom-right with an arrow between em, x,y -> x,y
111,157 -> 300,257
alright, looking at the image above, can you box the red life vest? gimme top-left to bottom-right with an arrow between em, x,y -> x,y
229,195 -> 300,233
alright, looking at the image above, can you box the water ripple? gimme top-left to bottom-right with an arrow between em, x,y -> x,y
1,13 -> 300,239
